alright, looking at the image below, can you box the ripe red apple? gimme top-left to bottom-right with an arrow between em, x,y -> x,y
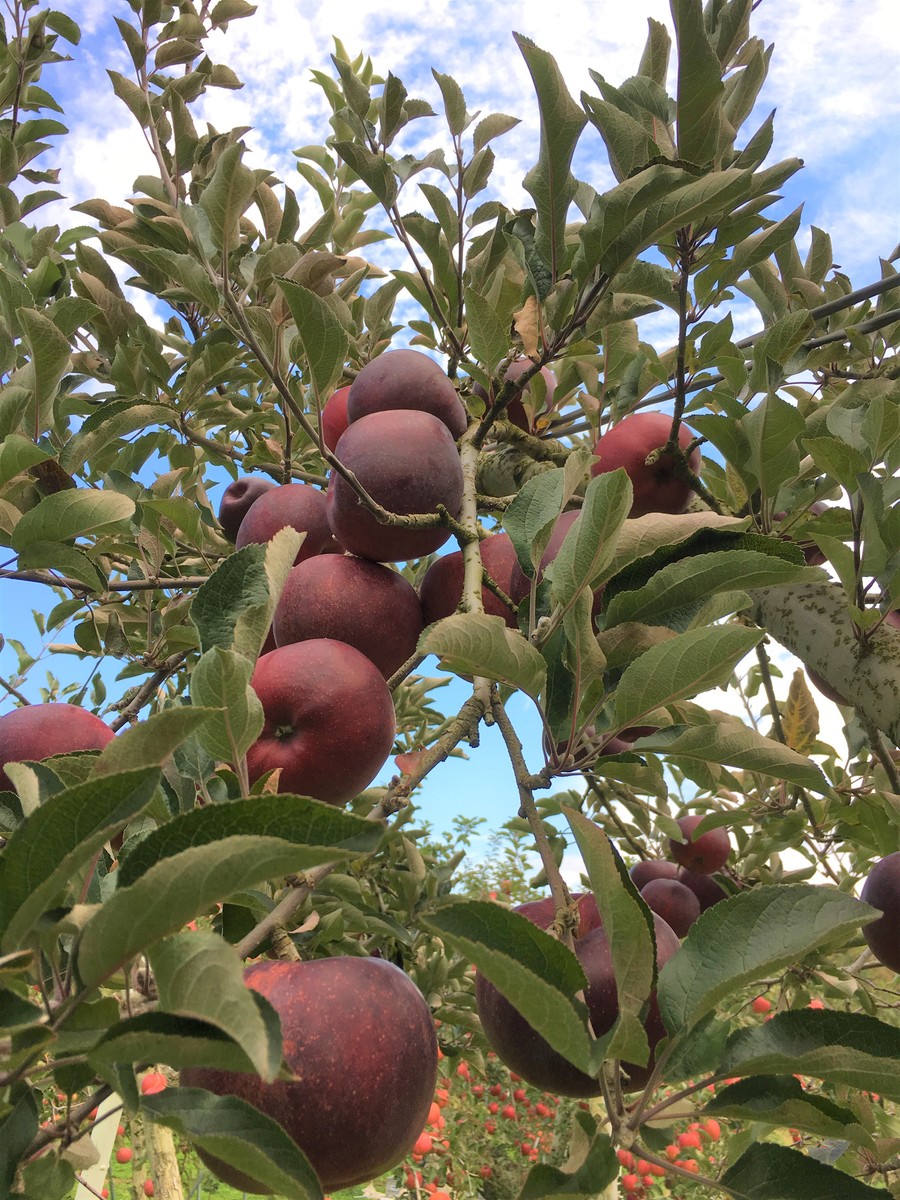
273,554 -> 424,679
508,509 -> 605,618
473,358 -> 556,433
677,869 -> 728,912
668,815 -> 730,876
0,703 -> 115,790
861,852 -> 900,972
629,860 -> 679,891
347,349 -> 468,439
321,385 -> 351,452
235,484 -> 331,566
640,878 -> 701,938
246,640 -> 395,804
218,477 -> 277,542
591,412 -> 701,517
475,896 -> 679,1096
326,410 -> 464,562
419,532 -> 521,629
181,957 -> 438,1192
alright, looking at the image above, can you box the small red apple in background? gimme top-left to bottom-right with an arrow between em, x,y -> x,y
0,703 -> 115,791
629,860 -> 679,890
668,815 -> 731,875
419,532 -> 521,629
327,410 -> 464,562
235,483 -> 331,566
347,349 -> 468,439
473,358 -> 556,434
321,385 -> 351,452
475,894 -> 679,1096
246,640 -> 395,804
218,477 -> 277,542
115,1146 -> 133,1164
140,1072 -> 167,1095
181,957 -> 438,1192
273,554 -> 424,679
860,852 -> 900,973
640,877 -> 701,938
591,412 -> 701,517
677,868 -> 728,911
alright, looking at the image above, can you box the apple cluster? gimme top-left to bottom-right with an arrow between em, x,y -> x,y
217,348 -> 475,805
475,822 -> 731,1099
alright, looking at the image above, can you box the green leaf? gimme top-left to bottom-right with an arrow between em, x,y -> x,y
332,141 -> 398,208
0,989 -> 44,1033
566,812 -> 654,1066
803,436 -> 868,492
657,885 -> 876,1034
613,625 -> 763,724
142,1089 -> 322,1200
514,33 -> 587,280
504,451 -> 593,578
189,647 -> 264,765
59,401 -> 176,474
16,307 -> 71,434
672,0 -> 733,165
465,286 -> 509,371
15,542 -> 107,592
0,434 -> 52,484
649,722 -> 832,792
720,1009 -> 900,1101
94,708 -> 214,779
422,900 -> 595,1075
518,1113 -> 617,1200
10,489 -> 135,551
720,1142 -> 884,1199
91,1011 -> 264,1075
418,613 -> 547,699
107,69 -> 151,126
581,94 -> 660,183
150,932 -> 282,1079
277,277 -> 349,398
473,112 -> 521,154
199,143 -> 257,252
78,822 -> 377,989
742,392 -> 806,504
0,768 -> 160,952
116,793 -> 381,889
191,540 -> 287,654
550,470 -> 632,605
604,550 -> 820,629
432,70 -> 467,136
748,309 -> 812,394
705,1076 -> 873,1147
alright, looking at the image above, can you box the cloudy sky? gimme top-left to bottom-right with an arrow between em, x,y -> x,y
3,0 -> 896,854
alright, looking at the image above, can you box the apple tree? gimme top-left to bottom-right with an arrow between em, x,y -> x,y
1,0 -> 899,1197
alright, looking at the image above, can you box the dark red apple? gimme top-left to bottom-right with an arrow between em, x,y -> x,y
475,896 -> 680,1096
246,640 -> 395,804
629,860 -> 679,891
861,852 -> 900,973
321,385 -> 351,452
513,892 -> 602,940
218,477 -> 277,542
473,358 -> 556,433
807,668 -> 848,707
0,703 -> 115,790
668,815 -> 730,876
235,484 -> 331,566
327,410 -> 464,563
591,412 -> 701,517
181,957 -> 438,1192
640,877 -> 701,938
347,349 -> 468,439
419,532 -> 521,629
677,869 -> 728,912
273,554 -> 424,679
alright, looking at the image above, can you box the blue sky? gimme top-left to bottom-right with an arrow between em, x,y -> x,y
2,0 -> 897,848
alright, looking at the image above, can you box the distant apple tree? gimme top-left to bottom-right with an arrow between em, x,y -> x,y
1,0 -> 899,1198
